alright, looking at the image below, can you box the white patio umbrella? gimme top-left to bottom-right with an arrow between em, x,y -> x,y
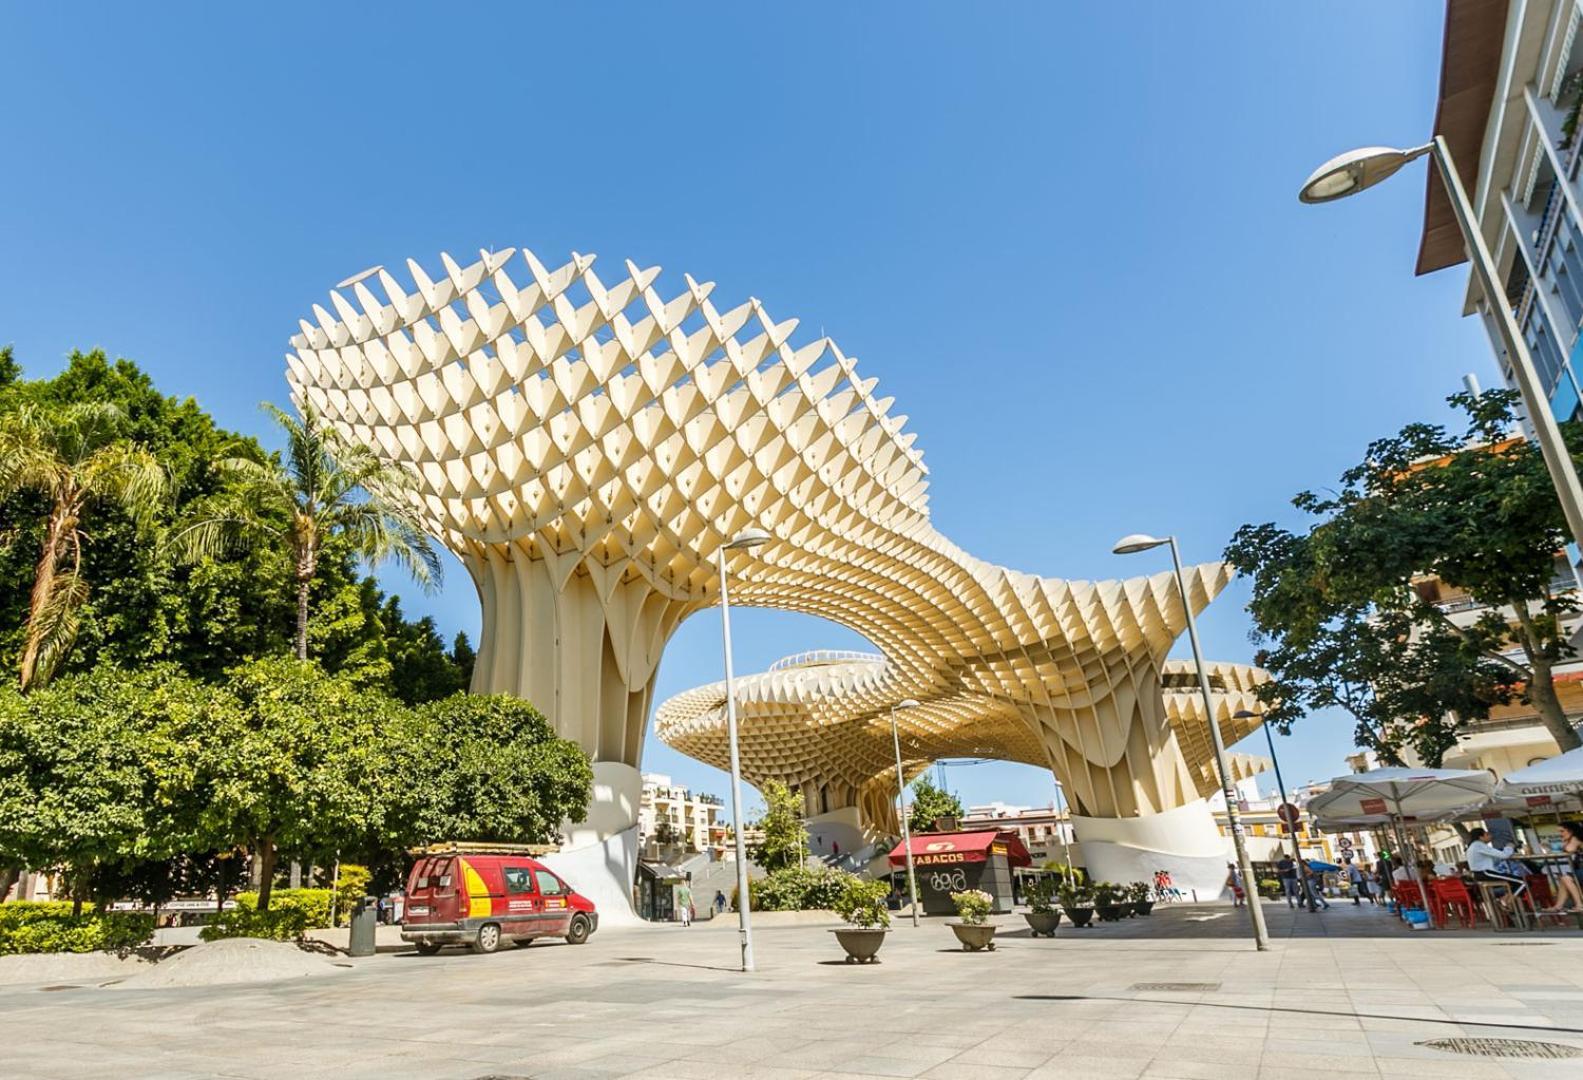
1500,746 -> 1583,797
1308,767 -> 1497,921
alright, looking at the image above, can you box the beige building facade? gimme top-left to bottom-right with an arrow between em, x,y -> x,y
287,246 -> 1272,904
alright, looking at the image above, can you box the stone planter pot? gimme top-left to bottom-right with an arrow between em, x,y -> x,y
1134,899 -> 1155,916
831,927 -> 888,964
949,921 -> 998,951
1095,903 -> 1127,922
1023,910 -> 1062,937
1064,906 -> 1094,928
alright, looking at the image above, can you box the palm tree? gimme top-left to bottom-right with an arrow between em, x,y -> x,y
0,402 -> 167,689
173,404 -> 441,658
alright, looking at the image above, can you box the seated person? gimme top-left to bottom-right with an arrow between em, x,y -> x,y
1542,821 -> 1583,914
1466,827 -> 1526,911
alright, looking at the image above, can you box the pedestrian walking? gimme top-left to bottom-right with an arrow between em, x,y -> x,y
714,889 -> 726,914
1304,862 -> 1331,909
1226,863 -> 1245,907
1276,854 -> 1300,908
1345,860 -> 1366,905
676,877 -> 693,927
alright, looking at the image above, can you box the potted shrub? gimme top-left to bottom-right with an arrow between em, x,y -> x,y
1126,881 -> 1154,916
1022,876 -> 1062,937
830,877 -> 891,964
1093,881 -> 1127,922
948,889 -> 997,951
1058,879 -> 1095,928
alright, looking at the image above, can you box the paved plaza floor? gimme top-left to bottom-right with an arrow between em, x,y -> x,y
3,901 -> 1583,1079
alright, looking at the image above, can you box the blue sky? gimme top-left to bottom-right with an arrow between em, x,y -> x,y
1,4 -> 1493,818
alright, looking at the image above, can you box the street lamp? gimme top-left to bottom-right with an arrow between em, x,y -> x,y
1112,533 -> 1270,951
888,698 -> 923,927
1234,708 -> 1315,913
1300,138 -> 1583,555
718,526 -> 770,973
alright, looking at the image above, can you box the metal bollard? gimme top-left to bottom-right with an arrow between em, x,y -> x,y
348,895 -> 378,957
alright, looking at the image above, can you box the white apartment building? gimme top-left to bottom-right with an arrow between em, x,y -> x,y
1420,1 -> 1583,426
637,772 -> 725,857
959,801 -> 1077,865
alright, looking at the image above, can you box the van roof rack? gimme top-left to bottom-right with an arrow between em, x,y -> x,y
408,841 -> 561,856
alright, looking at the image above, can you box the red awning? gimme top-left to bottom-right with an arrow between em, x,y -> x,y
887,830 -> 1032,869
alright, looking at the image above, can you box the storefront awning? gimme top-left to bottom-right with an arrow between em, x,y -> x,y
887,830 -> 1032,869
637,861 -> 686,882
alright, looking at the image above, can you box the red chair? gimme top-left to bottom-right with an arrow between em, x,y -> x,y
1526,874 -> 1555,911
1428,877 -> 1477,928
1392,880 -> 1424,916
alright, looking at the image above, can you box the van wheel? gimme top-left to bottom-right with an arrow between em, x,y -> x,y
413,942 -> 443,956
565,915 -> 590,945
471,923 -> 502,954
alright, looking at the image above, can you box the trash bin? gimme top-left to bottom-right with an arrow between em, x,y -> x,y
349,895 -> 378,957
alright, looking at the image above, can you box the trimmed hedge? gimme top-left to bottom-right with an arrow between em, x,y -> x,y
200,906 -> 309,942
739,866 -> 857,911
240,888 -> 332,927
0,901 -> 155,955
199,888 -> 331,942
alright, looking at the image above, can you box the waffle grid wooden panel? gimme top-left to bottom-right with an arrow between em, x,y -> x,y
285,247 -> 1269,832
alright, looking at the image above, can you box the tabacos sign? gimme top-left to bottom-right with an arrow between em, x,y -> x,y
913,839 -> 993,866
915,840 -> 967,866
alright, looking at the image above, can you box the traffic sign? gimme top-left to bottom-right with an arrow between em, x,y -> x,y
1276,802 -> 1300,826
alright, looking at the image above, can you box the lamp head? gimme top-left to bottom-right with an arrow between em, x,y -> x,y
724,528 -> 771,551
894,698 -> 921,710
1298,144 -> 1431,204
1112,533 -> 1169,555
1233,709 -> 1259,720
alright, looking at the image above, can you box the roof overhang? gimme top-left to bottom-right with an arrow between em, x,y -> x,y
1416,0 -> 1509,276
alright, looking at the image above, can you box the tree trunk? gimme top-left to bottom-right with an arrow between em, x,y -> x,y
1514,606 -> 1583,752
256,839 -> 278,911
19,509 -> 68,690
0,865 -> 19,902
294,573 -> 311,661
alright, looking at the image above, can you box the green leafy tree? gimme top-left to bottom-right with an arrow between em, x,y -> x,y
0,665 -> 227,912
173,404 -> 441,661
1226,390 -> 1583,760
391,694 -> 591,850
750,780 -> 808,872
199,657 -> 403,910
907,774 -> 963,834
0,403 -> 166,688
382,599 -> 471,704
0,351 -> 289,681
0,351 -> 468,697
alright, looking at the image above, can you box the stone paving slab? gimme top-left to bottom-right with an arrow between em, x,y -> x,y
2,902 -> 1582,1078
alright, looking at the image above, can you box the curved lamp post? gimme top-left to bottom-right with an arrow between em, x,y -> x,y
889,698 -> 923,926
718,527 -> 769,972
1113,533 -> 1270,951
1300,139 -> 1583,555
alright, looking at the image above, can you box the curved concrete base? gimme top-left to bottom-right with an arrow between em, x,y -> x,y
1072,799 -> 1232,901
806,807 -> 868,860
537,762 -> 642,926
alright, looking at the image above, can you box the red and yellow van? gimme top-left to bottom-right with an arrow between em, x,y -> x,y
401,844 -> 598,954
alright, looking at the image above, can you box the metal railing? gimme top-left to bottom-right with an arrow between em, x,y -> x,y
766,649 -> 886,672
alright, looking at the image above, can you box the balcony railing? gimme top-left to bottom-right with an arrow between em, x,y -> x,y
1433,575 -> 1579,615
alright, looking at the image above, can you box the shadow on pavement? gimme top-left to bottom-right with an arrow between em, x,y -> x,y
1014,994 -> 1583,1035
